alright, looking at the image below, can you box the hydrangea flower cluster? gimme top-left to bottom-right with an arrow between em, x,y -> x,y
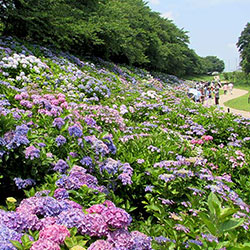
56,165 -> 106,192
24,145 -> 40,160
14,177 -> 36,189
53,159 -> 69,173
0,53 -> 48,83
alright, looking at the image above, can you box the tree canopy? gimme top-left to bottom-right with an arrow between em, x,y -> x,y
237,22 -> 250,74
0,0 -> 225,76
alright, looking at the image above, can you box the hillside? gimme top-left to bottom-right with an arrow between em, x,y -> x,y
0,37 -> 250,250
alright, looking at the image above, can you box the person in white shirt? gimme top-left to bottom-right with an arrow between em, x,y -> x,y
228,82 -> 234,95
223,83 -> 228,95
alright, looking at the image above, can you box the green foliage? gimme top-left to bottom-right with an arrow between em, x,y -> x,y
0,0 -> 224,76
237,23 -> 250,74
199,56 -> 225,74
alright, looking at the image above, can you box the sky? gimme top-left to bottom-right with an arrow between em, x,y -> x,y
146,0 -> 250,72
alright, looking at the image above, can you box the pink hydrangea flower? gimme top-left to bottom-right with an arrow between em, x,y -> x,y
39,224 -> 70,244
30,239 -> 60,250
202,135 -> 213,141
102,206 -> 132,229
86,204 -> 107,214
14,94 -> 22,100
87,240 -> 113,250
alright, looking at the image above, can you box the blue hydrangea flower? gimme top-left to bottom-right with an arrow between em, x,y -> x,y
55,135 -> 66,146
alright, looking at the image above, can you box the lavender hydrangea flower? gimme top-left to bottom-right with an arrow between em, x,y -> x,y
100,158 -> 120,175
102,206 -> 132,229
14,177 -> 36,189
52,118 -> 65,129
0,223 -> 23,242
174,224 -> 190,233
103,136 -> 117,155
56,209 -> 86,229
107,229 -> 133,249
24,145 -> 40,160
145,185 -> 154,192
53,159 -> 69,173
201,233 -> 219,243
5,131 -> 30,149
55,135 -> 66,146
68,124 -> 83,137
79,213 -> 108,237
53,188 -> 69,200
80,156 -> 93,167
131,231 -> 152,250
15,124 -> 29,135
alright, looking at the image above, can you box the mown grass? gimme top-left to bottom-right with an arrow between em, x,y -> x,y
224,85 -> 250,112
184,75 -> 215,81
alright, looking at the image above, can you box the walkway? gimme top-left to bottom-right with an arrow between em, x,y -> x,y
220,88 -> 250,119
204,88 -> 250,119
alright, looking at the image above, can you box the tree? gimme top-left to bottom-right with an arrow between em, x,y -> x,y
237,23 -> 250,74
0,0 -> 224,76
199,56 -> 225,74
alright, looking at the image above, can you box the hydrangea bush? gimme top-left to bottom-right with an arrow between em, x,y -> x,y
1,37 -> 250,249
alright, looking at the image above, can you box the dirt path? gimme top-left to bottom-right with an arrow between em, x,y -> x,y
219,88 -> 250,119
203,88 -> 250,118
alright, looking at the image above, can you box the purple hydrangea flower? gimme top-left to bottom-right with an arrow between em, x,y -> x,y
84,117 -> 96,127
174,224 -> 190,233
68,124 -> 83,137
56,209 -> 86,229
15,124 -> 29,135
38,142 -> 46,147
103,136 -> 117,155
55,135 -> 66,146
5,131 -> 30,149
79,213 -> 108,237
0,210 -> 41,232
131,231 -> 152,250
53,188 -> 69,200
53,159 -> 69,173
24,145 -> 40,160
201,233 -> 219,243
145,185 -> 154,192
102,206 -> 132,229
80,156 -> 93,167
0,223 -> 23,242
14,177 -> 36,189
107,229 -> 133,249
100,158 -> 120,175
52,118 -> 65,129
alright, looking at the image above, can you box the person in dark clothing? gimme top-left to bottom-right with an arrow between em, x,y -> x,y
214,87 -> 220,106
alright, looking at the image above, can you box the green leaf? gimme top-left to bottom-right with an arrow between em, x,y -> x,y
189,242 -> 202,250
218,218 -> 244,234
219,208 -> 238,221
64,237 -> 74,248
21,234 -> 30,244
10,240 -> 23,250
208,192 -> 221,216
199,212 -> 216,235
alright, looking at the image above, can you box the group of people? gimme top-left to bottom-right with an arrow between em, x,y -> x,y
187,79 -> 234,107
223,82 -> 234,95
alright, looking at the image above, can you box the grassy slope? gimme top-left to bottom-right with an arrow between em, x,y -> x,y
224,85 -> 250,112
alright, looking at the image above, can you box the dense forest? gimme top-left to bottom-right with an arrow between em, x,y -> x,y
0,0 -> 225,76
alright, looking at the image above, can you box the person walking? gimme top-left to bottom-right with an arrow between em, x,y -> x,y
228,82 -> 234,95
223,83 -> 228,95
214,86 -> 220,107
